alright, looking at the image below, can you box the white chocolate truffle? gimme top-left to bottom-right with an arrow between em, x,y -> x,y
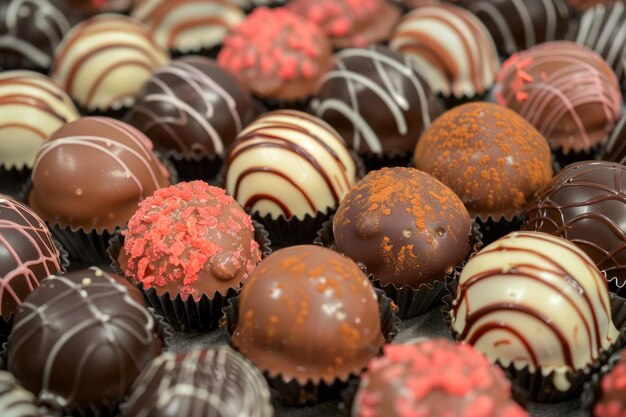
224,110 -> 358,220
0,71 -> 79,170
51,14 -> 170,112
451,231 -> 619,391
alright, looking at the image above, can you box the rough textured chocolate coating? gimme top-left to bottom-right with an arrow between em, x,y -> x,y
127,56 -> 256,159
311,46 -> 441,158
523,161 -> 626,293
124,347 -> 273,417
0,194 -> 62,321
231,245 -> 385,384
333,167 -> 472,289
8,267 -> 163,411
27,117 -> 171,232
414,102 -> 553,220
602,113 -> 626,164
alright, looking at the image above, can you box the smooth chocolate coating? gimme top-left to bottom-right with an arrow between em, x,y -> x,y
311,46 -> 441,157
124,347 -> 273,417
523,161 -> 626,293
602,113 -> 626,164
231,245 -> 385,384
0,194 -> 61,321
333,167 -> 472,289
127,56 -> 256,159
8,267 -> 163,411
27,117 -> 171,232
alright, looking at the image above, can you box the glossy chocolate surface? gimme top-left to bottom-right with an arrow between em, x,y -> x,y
8,267 -> 163,410
524,161 -> 626,293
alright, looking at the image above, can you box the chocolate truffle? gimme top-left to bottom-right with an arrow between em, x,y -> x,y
123,181 -> 261,301
523,161 -> 626,294
389,3 -> 500,99
8,267 -> 163,410
131,0 -> 245,54
224,110 -> 358,220
124,347 -> 273,417
126,56 -> 256,159
602,113 -> 626,164
496,41 -> 622,154
576,2 -> 626,86
451,231 -> 619,391
458,0 -> 572,56
414,102 -> 553,220
333,167 -> 472,289
27,117 -> 171,232
287,0 -> 400,49
0,70 -> 79,170
218,7 -> 332,102
593,350 -> 626,417
311,46 -> 442,158
353,340 -> 528,417
0,194 -> 62,321
0,371 -> 39,417
0,0 -> 81,71
232,245 -> 385,384
51,14 -> 170,112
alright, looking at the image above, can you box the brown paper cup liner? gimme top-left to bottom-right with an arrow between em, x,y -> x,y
314,217 -> 483,319
258,96 -> 312,112
107,221 -> 272,332
359,149 -> 413,173
442,273 -> 626,403
0,164 -> 31,196
581,352 -> 624,416
473,212 -> 525,246
160,150 -> 223,183
221,287 -> 400,406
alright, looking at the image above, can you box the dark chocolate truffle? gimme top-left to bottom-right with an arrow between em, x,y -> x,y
333,167 -> 472,289
126,56 -> 256,159
0,194 -> 62,321
0,0 -> 82,71
8,267 -> 163,411
0,371 -> 39,417
523,161 -> 626,293
123,181 -> 261,301
602,113 -> 626,164
496,41 -> 622,154
311,46 -> 442,158
231,245 -> 385,384
124,347 -> 273,417
593,350 -> 626,417
353,340 -> 528,417
414,102 -> 553,220
27,117 -> 172,233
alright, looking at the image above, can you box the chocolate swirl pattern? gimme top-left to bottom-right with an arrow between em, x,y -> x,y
51,14 -> 170,111
451,231 -> 619,391
8,267 -> 163,411
389,3 -> 500,98
0,70 -> 79,169
125,347 -> 273,417
0,371 -> 39,417
0,194 -> 61,321
131,0 -> 244,53
224,110 -> 358,220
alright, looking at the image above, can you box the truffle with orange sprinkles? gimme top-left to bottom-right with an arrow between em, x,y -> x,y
414,102 -> 552,221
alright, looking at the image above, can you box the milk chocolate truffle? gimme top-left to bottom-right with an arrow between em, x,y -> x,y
496,41 -> 622,154
0,71 -> 79,170
389,4 -> 500,99
124,347 -> 273,417
602,113 -> 626,164
311,46 -> 442,158
126,56 -> 256,159
287,0 -> 400,49
51,14 -> 170,112
131,0 -> 245,54
353,340 -> 528,417
0,0 -> 81,71
523,161 -> 626,293
0,194 -> 62,321
0,371 -> 39,417
231,245 -> 385,384
123,181 -> 261,301
593,350 -> 626,417
414,102 -> 553,220
334,168 -> 472,289
218,7 -> 332,102
8,267 -> 163,410
457,0 -> 572,56
27,117 -> 171,232
451,231 -> 619,392
224,110 -> 358,220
